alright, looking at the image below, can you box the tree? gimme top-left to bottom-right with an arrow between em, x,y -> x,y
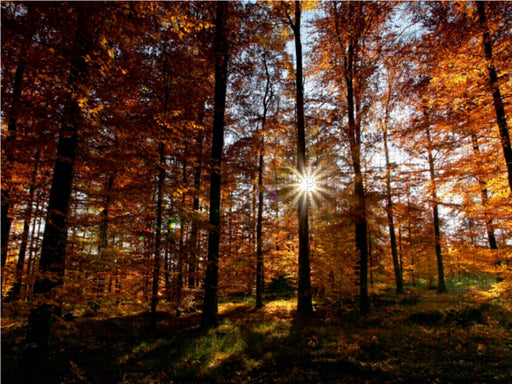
313,1 -> 393,313
22,4 -> 98,381
410,0 -> 510,264
378,62 -> 404,294
201,1 -> 230,330
285,0 -> 314,316
424,111 -> 447,293
476,2 -> 512,193
1,3 -> 39,276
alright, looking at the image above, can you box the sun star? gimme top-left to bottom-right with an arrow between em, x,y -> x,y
299,174 -> 317,194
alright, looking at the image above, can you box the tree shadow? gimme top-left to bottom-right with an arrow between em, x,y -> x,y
164,301 -> 389,384
2,310 -> 204,384
10,295 -> 510,383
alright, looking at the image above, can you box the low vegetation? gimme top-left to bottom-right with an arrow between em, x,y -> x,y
3,287 -> 511,384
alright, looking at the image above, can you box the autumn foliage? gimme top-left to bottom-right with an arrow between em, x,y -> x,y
1,1 -> 511,382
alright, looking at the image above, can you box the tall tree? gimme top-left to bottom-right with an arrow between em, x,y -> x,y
378,68 -> 404,293
201,1 -> 230,329
286,0 -> 313,316
424,112 -> 447,293
1,3 -> 38,272
6,149 -> 41,301
476,2 -> 512,193
314,1 -> 392,313
22,4 -> 97,381
150,40 -> 172,330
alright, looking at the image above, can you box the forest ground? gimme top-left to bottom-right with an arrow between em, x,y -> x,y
2,288 -> 512,384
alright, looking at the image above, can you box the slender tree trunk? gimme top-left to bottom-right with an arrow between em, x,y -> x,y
98,175 -> 114,258
256,138 -> 265,309
333,2 -> 369,314
150,41 -> 172,329
177,143 -> 189,296
2,5 -> 37,286
1,64 -> 25,272
22,7 -> 93,382
201,1 -> 229,330
8,150 -> 41,301
255,58 -> 273,309
95,175 -> 114,299
425,123 -> 446,293
471,133 -> 498,250
383,126 -> 403,293
150,138 -> 166,329
290,0 -> 313,316
477,2 -> 512,193
407,192 -> 415,286
26,198 -> 44,298
345,43 -> 369,314
189,134 -> 203,288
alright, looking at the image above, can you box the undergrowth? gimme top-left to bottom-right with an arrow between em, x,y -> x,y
2,290 -> 512,383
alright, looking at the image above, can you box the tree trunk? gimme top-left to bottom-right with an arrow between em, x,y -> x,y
150,132 -> 167,330
345,40 -> 369,314
425,123 -> 446,294
22,7 -> 93,382
471,133 -> 498,250
177,143 -> 189,296
150,40 -> 173,329
477,2 -> 512,193
255,56 -> 273,309
98,175 -> 114,258
7,150 -> 41,301
189,134 -> 203,288
201,1 -> 229,330
255,144 -> 265,308
383,126 -> 404,293
1,64 -> 25,272
291,0 -> 313,316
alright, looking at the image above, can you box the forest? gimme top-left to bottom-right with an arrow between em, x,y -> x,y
1,1 -> 512,383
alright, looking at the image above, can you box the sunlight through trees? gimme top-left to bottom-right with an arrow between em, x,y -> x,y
1,2 -> 511,381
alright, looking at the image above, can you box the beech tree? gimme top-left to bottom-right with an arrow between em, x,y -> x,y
411,1 -> 511,266
201,1 -> 230,330
476,2 -> 512,193
284,0 -> 314,316
313,1 -> 393,314
22,4 -> 101,380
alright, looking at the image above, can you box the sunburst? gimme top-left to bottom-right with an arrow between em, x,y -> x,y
288,166 -> 331,211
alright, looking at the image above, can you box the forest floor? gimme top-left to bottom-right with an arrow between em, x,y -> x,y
2,289 -> 512,384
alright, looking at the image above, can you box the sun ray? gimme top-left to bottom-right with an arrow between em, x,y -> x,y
285,166 -> 333,212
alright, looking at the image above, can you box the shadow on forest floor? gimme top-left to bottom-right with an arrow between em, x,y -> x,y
2,291 -> 512,383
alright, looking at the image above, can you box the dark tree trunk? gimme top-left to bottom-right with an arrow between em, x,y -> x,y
177,143 -> 189,296
1,64 -> 25,271
22,7 -> 93,382
291,0 -> 313,316
471,133 -> 498,250
255,57 -> 273,309
98,175 -> 114,258
150,41 -> 172,329
189,134 -> 203,288
333,2 -> 369,314
477,2 -> 512,193
7,150 -> 41,301
345,42 -> 369,314
201,1 -> 229,330
425,123 -> 446,294
255,144 -> 265,309
150,141 -> 165,329
94,175 -> 114,299
383,126 -> 404,294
